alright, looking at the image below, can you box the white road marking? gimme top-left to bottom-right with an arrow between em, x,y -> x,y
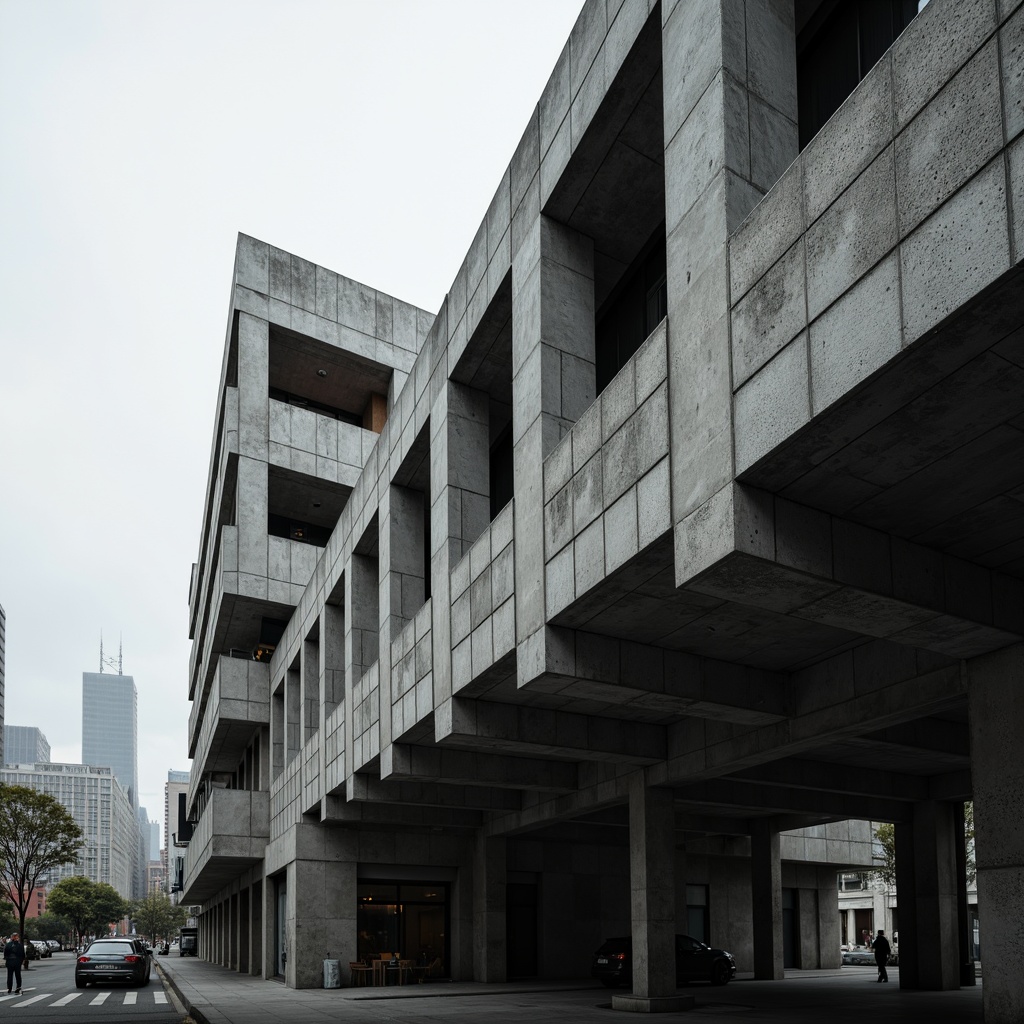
154,989 -> 168,1003
124,990 -> 138,1004
51,992 -> 82,1005
14,993 -> 50,1006
90,990 -> 111,1005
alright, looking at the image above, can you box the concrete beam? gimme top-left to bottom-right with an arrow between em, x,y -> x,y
344,772 -> 522,812
381,741 -> 577,792
437,696 -> 666,765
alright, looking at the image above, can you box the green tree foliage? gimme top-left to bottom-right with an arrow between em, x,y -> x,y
873,822 -> 897,890
873,802 -> 976,891
47,877 -> 128,947
131,892 -> 189,944
30,912 -> 73,944
0,784 -> 83,945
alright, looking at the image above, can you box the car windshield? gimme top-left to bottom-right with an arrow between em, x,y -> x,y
596,938 -> 632,954
87,941 -> 136,955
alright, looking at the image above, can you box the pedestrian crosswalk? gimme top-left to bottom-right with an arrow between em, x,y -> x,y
0,987 -> 169,1009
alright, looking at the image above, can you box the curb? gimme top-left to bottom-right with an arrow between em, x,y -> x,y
155,960 -> 210,1024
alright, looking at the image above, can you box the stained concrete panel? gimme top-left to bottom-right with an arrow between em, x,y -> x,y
895,38 -> 1003,236
809,254 -> 902,415
806,146 -> 898,321
891,0 -> 998,130
734,334 -> 810,475
900,158 -> 1010,343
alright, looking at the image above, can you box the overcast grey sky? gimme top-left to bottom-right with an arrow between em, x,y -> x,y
0,0 -> 585,838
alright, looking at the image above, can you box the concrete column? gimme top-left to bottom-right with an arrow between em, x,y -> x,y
319,603 -> 344,718
228,893 -> 238,970
613,775 -> 691,1012
239,887 -> 250,973
953,801 -> 976,986
300,637 -> 319,743
251,879 -> 263,976
751,822 -> 783,980
968,644 -> 1024,1023
662,2 -> 797,576
816,867 -> 841,969
284,664 -> 301,764
473,835 -> 506,982
344,552 -> 378,778
512,215 -> 594,650
894,801 -> 960,990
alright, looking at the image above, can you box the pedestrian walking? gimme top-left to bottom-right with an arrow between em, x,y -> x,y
872,928 -> 891,983
3,932 -> 25,994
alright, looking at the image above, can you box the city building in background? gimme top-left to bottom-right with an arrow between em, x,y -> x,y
0,762 -> 136,898
179,0 -> 1022,1019
3,725 -> 50,765
82,670 -> 138,808
164,769 -> 190,900
0,604 -> 5,764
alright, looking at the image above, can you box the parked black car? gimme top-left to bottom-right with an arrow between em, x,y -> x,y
75,937 -> 152,988
592,934 -> 736,988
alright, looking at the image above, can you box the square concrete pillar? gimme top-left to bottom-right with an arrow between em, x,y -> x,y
320,603 -> 345,718
894,800 -> 960,990
612,776 -> 692,1012
751,822 -> 783,980
512,215 -> 594,654
239,887 -> 250,974
662,1 -> 797,536
816,867 -> 841,969
251,879 -> 264,976
301,637 -> 319,743
473,835 -> 507,982
968,644 -> 1024,1023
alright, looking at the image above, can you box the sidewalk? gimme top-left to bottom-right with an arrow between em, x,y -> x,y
156,955 -> 984,1024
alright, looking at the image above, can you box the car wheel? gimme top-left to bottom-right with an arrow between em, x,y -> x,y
711,960 -> 732,986
75,979 -> 87,989
599,977 -> 621,988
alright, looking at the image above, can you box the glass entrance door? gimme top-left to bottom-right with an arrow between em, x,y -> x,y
274,874 -> 287,977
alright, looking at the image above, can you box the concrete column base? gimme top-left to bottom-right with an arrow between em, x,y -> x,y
611,993 -> 695,1013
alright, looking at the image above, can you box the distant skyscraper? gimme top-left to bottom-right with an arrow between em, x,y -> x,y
4,725 -> 51,765
82,671 -> 138,808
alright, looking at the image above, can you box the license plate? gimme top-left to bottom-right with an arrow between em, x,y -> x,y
597,958 -> 608,964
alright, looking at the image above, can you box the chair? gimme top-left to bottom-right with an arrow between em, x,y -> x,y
349,961 -> 372,987
412,956 -> 442,982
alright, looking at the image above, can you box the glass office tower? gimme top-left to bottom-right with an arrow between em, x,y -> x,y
82,671 -> 138,808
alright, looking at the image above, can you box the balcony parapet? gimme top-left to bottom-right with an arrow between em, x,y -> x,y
180,788 -> 269,904
189,656 -> 270,788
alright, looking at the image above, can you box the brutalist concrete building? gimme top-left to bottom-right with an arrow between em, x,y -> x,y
182,0 -> 1024,1018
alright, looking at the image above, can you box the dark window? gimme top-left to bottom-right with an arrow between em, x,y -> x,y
595,230 -> 666,394
269,386 -> 363,427
798,1 -> 919,149
268,512 -> 331,547
489,426 -> 514,520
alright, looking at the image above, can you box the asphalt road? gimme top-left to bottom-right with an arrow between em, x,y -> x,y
0,952 -> 184,1024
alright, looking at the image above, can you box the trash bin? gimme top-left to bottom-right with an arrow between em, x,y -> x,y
323,958 -> 341,989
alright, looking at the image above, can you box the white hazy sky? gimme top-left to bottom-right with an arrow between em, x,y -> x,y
0,0 -> 585,841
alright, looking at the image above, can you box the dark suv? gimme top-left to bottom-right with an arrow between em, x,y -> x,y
592,934 -> 736,988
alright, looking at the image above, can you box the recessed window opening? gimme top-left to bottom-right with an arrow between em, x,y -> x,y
595,226 -> 666,394
268,512 -> 331,547
269,386 -> 363,427
797,0 -> 920,149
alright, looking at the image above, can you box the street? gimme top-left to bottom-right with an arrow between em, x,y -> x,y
0,953 -> 183,1024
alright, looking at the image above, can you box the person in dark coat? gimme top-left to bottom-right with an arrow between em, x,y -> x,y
4,932 -> 25,994
872,928 -> 891,983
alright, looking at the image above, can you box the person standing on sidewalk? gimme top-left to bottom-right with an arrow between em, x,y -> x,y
4,932 -> 25,994
872,929 -> 891,983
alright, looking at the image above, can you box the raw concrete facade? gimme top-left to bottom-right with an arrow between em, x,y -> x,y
182,1 -> 1024,1019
